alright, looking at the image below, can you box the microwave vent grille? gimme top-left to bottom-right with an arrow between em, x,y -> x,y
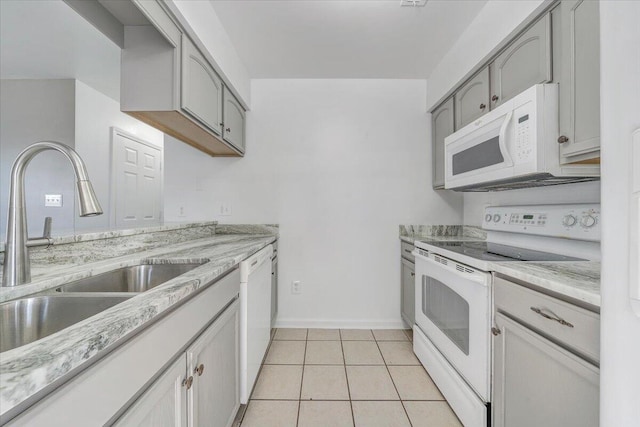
450,174 -> 599,192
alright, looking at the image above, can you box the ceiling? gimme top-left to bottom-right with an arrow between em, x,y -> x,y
0,0 -> 121,101
209,0 -> 488,79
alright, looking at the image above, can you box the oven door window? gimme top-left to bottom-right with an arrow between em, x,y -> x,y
452,136 -> 504,176
422,275 -> 470,355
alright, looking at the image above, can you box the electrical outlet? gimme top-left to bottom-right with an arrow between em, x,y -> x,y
45,194 -> 63,207
291,281 -> 301,295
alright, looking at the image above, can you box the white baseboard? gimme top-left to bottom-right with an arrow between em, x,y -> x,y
274,318 -> 407,329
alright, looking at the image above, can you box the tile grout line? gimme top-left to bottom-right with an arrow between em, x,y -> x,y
374,332 -> 415,427
295,329 -> 308,427
339,330 -> 357,427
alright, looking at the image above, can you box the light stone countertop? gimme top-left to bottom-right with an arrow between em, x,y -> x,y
491,261 -> 601,308
0,233 -> 276,419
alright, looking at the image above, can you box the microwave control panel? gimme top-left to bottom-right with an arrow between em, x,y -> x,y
515,113 -> 532,162
483,204 -> 600,242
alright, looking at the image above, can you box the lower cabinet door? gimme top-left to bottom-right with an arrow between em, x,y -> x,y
493,312 -> 599,427
401,258 -> 415,326
187,299 -> 240,427
114,355 -> 188,427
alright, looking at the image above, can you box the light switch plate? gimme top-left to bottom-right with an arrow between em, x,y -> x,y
45,194 -> 63,207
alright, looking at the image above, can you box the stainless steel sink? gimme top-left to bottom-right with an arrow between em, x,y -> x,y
55,263 -> 203,293
0,295 -> 131,353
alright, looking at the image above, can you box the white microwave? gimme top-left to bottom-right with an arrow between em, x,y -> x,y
444,84 -> 599,191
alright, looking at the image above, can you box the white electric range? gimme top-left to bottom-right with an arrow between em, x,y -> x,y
412,204 -> 600,427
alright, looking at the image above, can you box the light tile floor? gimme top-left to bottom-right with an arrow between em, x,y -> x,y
239,328 -> 462,427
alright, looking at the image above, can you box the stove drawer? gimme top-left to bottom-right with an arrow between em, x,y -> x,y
401,241 -> 415,262
494,276 -> 599,364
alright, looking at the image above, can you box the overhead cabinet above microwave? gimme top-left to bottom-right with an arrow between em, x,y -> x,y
121,0 -> 246,157
432,1 -> 600,190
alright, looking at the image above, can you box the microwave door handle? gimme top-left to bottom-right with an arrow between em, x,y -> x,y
498,111 -> 514,166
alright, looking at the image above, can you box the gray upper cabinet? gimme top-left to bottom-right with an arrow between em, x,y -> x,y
489,14 -> 552,109
182,36 -> 223,137
558,0 -> 601,162
122,0 -> 245,157
223,86 -> 246,153
432,97 -> 454,189
455,67 -> 490,129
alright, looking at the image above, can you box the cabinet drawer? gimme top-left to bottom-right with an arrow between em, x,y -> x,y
401,241 -> 415,262
494,276 -> 599,363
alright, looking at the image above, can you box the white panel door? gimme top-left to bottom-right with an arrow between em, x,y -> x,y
112,128 -> 163,228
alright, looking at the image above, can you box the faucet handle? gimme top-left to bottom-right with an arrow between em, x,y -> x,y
26,217 -> 53,248
42,217 -> 52,239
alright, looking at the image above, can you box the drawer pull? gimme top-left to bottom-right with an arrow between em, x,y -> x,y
410,272 -> 415,277
404,249 -> 412,253
530,307 -> 574,328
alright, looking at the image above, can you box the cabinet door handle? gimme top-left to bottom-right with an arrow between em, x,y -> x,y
557,135 -> 569,144
491,95 -> 499,102
479,103 -> 486,110
195,364 -> 205,376
530,307 -> 574,328
410,272 -> 415,277
183,376 -> 194,389
226,127 -> 231,133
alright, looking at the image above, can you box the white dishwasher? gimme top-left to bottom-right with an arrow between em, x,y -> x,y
240,244 -> 273,404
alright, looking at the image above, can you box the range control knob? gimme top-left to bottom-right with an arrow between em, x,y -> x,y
485,214 -> 493,223
562,214 -> 577,227
581,215 -> 597,228
493,214 -> 501,223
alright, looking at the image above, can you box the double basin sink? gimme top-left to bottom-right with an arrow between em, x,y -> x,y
0,263 -> 203,353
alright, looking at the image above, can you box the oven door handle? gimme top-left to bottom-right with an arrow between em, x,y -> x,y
414,251 -> 489,286
498,110 -> 514,167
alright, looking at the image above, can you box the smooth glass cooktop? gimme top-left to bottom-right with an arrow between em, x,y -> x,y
421,241 -> 585,262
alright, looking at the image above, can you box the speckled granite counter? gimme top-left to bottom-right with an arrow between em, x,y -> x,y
491,261 -> 601,308
0,228 -> 277,418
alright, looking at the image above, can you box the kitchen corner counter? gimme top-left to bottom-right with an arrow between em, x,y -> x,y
491,261 -> 601,309
0,232 -> 276,419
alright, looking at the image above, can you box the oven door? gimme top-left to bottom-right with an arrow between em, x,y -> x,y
414,250 -> 491,401
445,107 -> 515,189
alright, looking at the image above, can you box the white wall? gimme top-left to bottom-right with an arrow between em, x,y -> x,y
0,79 -> 76,238
165,79 -> 463,327
74,80 -> 164,232
426,0 -> 545,110
167,0 -> 251,108
599,2 -> 640,425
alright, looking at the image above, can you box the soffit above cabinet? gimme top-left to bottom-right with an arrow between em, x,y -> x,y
208,0 -> 488,78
